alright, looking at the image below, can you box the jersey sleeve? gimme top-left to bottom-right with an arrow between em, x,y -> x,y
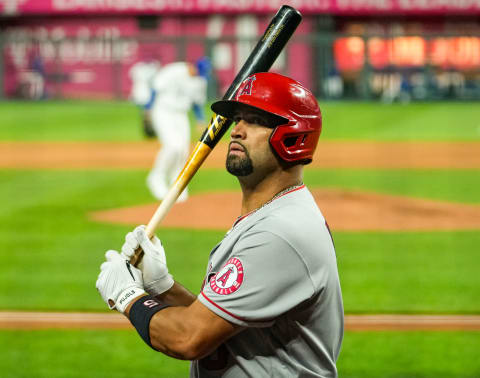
199,230 -> 315,327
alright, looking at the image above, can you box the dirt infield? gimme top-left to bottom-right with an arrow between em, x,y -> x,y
90,188 -> 480,231
2,140 -> 480,169
1,311 -> 479,331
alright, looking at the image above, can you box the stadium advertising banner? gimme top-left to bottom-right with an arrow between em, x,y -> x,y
335,36 -> 480,71
1,15 -> 313,99
1,0 -> 480,15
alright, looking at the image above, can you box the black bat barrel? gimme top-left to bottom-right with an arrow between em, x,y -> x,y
223,6 -> 302,100
200,5 -> 302,148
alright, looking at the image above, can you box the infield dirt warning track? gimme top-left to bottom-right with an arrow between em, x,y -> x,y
1,140 -> 480,169
1,312 -> 480,331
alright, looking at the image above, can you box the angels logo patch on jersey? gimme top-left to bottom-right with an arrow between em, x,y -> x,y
210,257 -> 244,295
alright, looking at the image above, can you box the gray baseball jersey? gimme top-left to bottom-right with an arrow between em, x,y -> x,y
191,185 -> 344,378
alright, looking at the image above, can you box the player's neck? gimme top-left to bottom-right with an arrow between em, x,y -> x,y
238,170 -> 303,216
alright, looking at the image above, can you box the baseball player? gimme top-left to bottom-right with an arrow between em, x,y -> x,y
96,72 -> 344,377
146,57 -> 210,202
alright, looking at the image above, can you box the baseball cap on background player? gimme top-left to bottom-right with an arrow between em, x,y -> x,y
195,57 -> 211,79
211,72 -> 322,164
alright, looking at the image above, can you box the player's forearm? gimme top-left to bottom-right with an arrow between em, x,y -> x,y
148,305 -> 210,360
124,301 -> 224,360
148,300 -> 241,360
125,293 -> 240,360
154,281 -> 196,306
123,283 -> 206,359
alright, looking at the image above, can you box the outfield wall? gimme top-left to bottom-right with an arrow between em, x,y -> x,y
0,15 -> 315,100
1,1 -> 480,101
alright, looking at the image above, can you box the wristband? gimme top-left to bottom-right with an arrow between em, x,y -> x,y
129,295 -> 170,349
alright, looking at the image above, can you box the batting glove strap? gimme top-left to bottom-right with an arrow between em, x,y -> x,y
129,295 -> 170,350
115,287 -> 146,313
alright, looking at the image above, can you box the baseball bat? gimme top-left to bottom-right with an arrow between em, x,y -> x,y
130,5 -> 302,266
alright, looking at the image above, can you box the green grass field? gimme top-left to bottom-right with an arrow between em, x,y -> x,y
1,100 -> 479,377
1,100 -> 479,141
1,330 -> 479,378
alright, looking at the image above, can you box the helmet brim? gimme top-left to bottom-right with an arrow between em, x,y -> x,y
211,100 -> 289,128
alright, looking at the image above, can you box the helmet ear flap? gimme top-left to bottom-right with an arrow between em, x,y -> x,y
269,121 -> 320,164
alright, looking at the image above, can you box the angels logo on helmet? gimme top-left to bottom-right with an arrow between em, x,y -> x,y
237,75 -> 256,98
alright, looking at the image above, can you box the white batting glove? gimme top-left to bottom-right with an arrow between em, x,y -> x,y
121,225 -> 174,297
95,250 -> 146,313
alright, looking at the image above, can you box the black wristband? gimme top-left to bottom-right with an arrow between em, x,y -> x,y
129,295 -> 170,349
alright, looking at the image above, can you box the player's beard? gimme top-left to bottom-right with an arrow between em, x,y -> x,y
226,146 -> 253,176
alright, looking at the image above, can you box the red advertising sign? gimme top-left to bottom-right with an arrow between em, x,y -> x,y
334,37 -> 365,72
1,0 -> 480,16
430,37 -> 480,69
335,36 -> 480,71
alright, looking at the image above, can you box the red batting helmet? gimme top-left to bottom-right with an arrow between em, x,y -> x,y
211,72 -> 322,164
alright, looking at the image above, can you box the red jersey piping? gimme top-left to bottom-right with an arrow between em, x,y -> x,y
201,291 -> 245,321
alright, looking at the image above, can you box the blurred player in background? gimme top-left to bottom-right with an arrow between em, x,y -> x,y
146,57 -> 211,202
97,72 -> 344,377
128,57 -> 162,138
18,44 -> 47,100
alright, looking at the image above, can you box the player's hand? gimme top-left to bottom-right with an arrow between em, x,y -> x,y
121,225 -> 174,297
95,250 -> 146,313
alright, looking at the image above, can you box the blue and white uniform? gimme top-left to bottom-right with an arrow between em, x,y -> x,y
147,62 -> 207,201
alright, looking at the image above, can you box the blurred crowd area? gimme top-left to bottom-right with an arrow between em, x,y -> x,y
1,14 -> 480,102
